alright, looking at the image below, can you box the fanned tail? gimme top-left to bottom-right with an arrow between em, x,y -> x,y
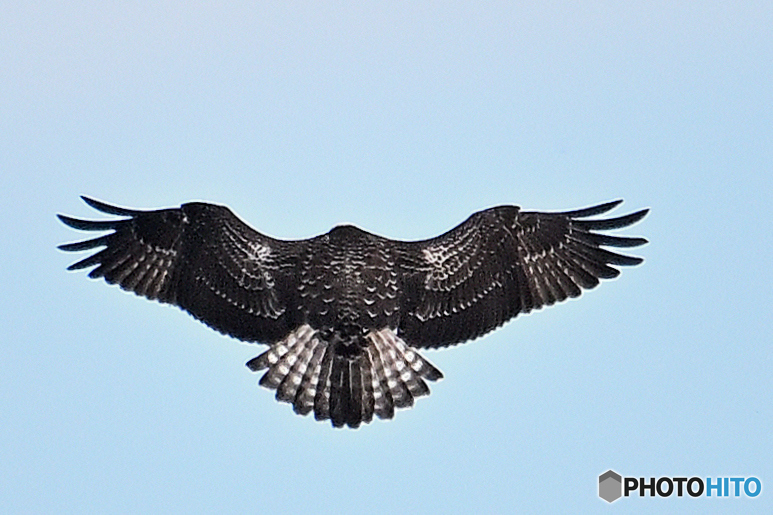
246,325 -> 442,428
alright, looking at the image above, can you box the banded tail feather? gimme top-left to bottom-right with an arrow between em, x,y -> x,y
247,325 -> 443,428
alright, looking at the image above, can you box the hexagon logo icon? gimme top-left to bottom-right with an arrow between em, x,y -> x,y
599,470 -> 623,503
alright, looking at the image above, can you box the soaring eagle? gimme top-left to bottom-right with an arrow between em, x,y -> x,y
58,197 -> 648,428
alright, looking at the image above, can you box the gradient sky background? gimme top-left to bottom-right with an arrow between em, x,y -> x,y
2,2 -> 771,513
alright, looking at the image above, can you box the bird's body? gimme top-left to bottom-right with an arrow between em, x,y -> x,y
59,197 -> 648,428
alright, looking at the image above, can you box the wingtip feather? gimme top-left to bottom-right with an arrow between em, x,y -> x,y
80,196 -> 143,216
561,199 -> 623,218
58,213 -> 123,231
574,208 -> 649,230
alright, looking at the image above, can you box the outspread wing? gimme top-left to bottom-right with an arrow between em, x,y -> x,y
58,197 -> 301,343
397,200 -> 648,348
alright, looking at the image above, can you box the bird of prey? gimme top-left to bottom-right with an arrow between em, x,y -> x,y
58,197 -> 648,428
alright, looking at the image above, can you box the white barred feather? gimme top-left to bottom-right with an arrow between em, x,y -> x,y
246,325 -> 442,428
292,338 -> 327,415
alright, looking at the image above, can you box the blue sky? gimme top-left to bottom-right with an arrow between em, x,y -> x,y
2,2 -> 771,513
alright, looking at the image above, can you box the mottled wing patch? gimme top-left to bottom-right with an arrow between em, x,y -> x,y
421,226 -> 482,291
200,217 -> 285,318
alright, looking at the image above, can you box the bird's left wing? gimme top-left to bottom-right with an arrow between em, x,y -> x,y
396,200 -> 648,348
58,197 -> 301,343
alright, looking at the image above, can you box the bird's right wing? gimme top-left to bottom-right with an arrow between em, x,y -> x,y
396,201 -> 648,348
58,197 -> 301,343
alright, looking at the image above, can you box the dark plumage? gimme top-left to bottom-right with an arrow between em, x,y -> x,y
58,197 -> 648,428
